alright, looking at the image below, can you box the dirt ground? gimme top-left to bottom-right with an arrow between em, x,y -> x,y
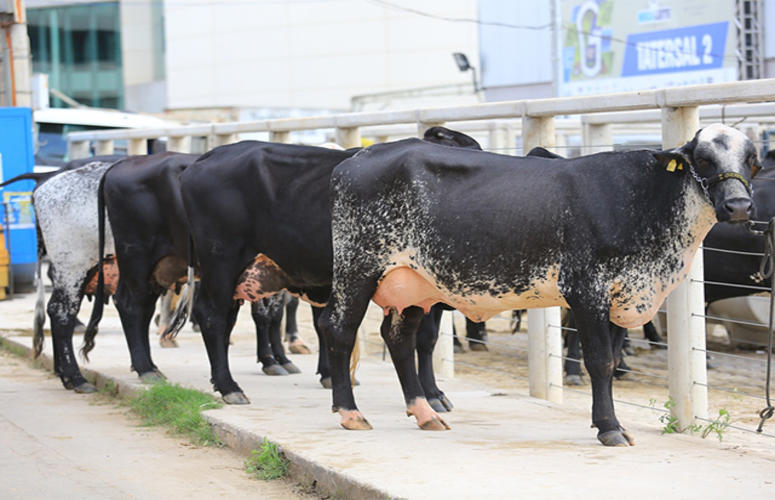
0,350 -> 315,500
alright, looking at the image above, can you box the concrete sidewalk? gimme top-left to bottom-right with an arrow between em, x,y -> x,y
1,293 -> 774,499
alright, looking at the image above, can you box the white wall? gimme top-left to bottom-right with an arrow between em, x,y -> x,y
163,0 -> 480,111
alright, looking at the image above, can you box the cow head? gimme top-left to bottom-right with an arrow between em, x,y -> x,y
657,124 -> 758,223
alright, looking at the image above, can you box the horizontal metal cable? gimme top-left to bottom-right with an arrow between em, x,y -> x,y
693,415 -> 775,439
693,381 -> 768,401
691,279 -> 771,292
692,313 -> 768,329
703,246 -> 766,257
691,347 -> 766,363
439,332 -> 530,352
548,324 -> 577,332
548,353 -> 670,381
551,383 -> 668,413
448,358 -> 529,381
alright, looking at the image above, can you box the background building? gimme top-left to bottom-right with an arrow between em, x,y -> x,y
17,0 -> 775,116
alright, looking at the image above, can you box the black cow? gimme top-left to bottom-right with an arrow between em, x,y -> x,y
319,123 -> 757,446
175,128 -> 482,406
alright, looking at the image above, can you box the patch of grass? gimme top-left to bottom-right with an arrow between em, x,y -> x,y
0,336 -> 29,357
127,381 -> 223,446
99,379 -> 119,397
245,439 -> 289,480
656,397 -> 681,434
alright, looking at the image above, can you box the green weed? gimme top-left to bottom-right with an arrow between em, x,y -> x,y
701,408 -> 731,441
245,439 -> 289,480
127,381 -> 223,446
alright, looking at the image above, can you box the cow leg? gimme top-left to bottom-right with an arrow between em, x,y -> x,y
251,300 -> 289,376
284,296 -> 310,354
47,287 -> 95,393
564,330 -> 585,386
564,311 -> 584,385
194,289 -> 247,404
312,306 -> 332,387
416,305 -> 453,412
269,306 -> 299,374
114,281 -> 164,382
380,307 -> 449,430
611,324 -> 632,379
466,319 -> 488,351
572,307 -> 634,447
318,281 -> 376,430
642,321 -> 665,348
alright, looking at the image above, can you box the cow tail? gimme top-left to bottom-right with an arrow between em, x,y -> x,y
81,172 -> 108,361
162,236 -> 195,340
32,242 -> 46,358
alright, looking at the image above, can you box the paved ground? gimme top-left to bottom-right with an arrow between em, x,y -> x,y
1,293 -> 774,499
0,350 -> 309,499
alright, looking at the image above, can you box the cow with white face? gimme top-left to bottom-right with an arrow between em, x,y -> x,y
319,124 -> 758,446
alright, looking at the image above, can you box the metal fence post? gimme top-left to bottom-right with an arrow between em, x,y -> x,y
269,130 -> 291,144
662,106 -> 708,429
128,138 -> 147,156
95,140 -> 114,156
523,115 -> 563,404
433,310 -> 455,378
335,126 -> 361,149
581,123 -> 612,155
69,140 -> 90,159
167,136 -> 191,153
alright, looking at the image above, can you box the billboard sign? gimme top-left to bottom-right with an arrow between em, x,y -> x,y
558,0 -> 737,96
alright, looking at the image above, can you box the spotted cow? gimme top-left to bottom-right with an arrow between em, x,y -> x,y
318,123 -> 758,445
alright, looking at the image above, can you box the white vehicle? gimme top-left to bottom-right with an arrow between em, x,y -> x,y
33,107 -> 176,169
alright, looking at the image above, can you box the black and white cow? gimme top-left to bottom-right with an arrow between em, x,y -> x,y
20,160 -> 116,391
176,128 -> 482,405
318,123 -> 758,446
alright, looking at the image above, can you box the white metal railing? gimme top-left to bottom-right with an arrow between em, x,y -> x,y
67,78 -> 775,431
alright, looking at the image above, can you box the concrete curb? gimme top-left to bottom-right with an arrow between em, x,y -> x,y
0,335 -> 394,500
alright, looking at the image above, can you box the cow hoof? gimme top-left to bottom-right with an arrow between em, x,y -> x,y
453,344 -> 464,354
438,394 -> 454,411
320,377 -> 332,389
288,339 -> 312,355
419,416 -> 451,431
469,343 -> 488,352
74,382 -> 98,394
565,374 -> 584,386
428,398 -> 447,413
281,362 -> 301,374
407,398 -> 450,431
159,336 -> 178,348
262,364 -> 289,376
339,410 -> 372,430
139,370 -> 166,384
598,429 -> 635,447
222,391 -> 250,405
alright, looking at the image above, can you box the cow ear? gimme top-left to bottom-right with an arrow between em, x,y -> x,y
653,151 -> 690,174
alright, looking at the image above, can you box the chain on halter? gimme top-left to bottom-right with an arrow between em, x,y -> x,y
689,163 -> 753,204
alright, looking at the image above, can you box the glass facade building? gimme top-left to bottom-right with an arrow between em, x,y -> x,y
27,2 -> 124,109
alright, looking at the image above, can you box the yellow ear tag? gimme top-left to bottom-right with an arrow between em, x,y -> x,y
677,162 -> 684,170
666,159 -> 677,172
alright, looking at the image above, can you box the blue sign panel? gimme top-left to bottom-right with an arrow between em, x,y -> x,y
0,107 -> 37,268
621,22 -> 728,77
